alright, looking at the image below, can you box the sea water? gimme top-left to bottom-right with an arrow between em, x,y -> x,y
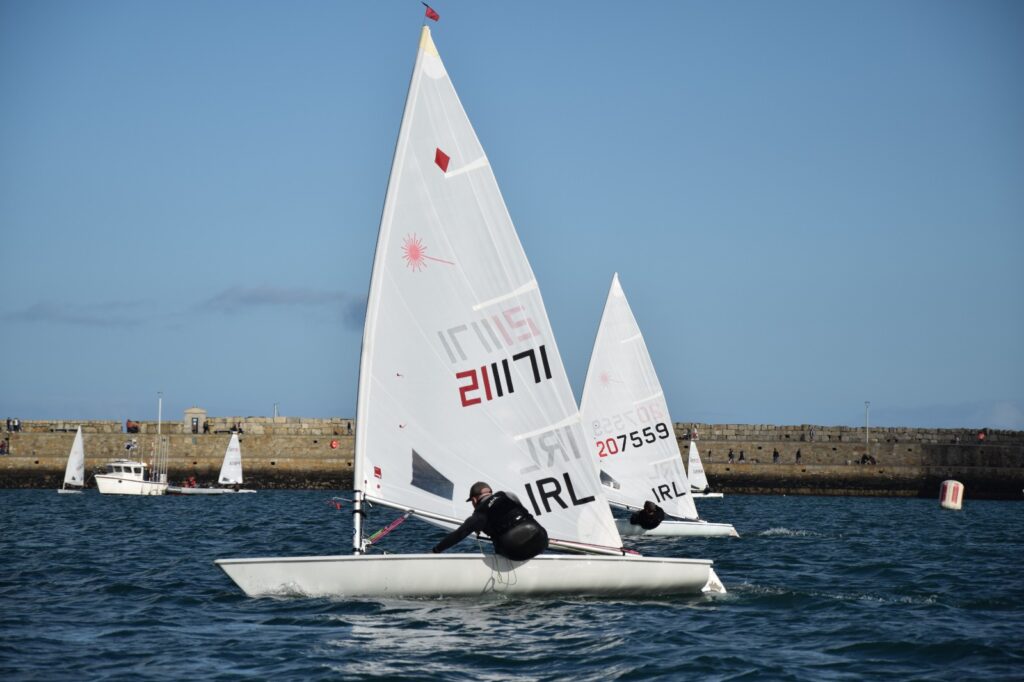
1,490 -> 1022,680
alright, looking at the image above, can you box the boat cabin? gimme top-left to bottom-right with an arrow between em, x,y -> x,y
103,459 -> 150,481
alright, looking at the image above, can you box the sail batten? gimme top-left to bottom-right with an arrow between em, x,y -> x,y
512,414 -> 582,442
472,280 -> 539,311
444,156 -> 490,179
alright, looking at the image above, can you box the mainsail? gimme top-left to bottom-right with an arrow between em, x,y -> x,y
687,441 -> 711,492
218,433 -> 243,485
63,426 -> 85,488
354,27 -> 621,552
579,274 -> 700,520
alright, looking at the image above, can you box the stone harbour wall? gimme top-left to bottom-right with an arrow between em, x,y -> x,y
683,422 -> 1024,499
2,418 -> 1022,498
0,424 -> 356,490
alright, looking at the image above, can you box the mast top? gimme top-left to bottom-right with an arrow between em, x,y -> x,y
419,25 -> 438,57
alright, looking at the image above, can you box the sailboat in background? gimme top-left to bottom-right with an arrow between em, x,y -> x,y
579,274 -> 737,538
57,426 -> 86,494
216,26 -> 724,597
687,441 -> 724,498
167,433 -> 257,495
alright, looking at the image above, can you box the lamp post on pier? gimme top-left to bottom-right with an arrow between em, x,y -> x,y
864,401 -> 870,453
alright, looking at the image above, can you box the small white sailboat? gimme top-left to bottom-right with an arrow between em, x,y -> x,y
687,441 -> 724,499
216,26 -> 724,598
57,426 -> 86,494
95,394 -> 169,496
579,274 -> 737,538
167,433 -> 256,495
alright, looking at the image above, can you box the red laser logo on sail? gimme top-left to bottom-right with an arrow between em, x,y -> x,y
402,234 -> 454,271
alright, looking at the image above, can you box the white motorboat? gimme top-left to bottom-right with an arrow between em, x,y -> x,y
94,459 -> 168,496
167,433 -> 256,495
579,274 -> 737,538
57,426 -> 86,494
96,394 -> 169,496
216,26 -> 724,598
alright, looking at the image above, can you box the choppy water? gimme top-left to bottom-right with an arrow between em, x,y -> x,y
2,490 -> 1022,680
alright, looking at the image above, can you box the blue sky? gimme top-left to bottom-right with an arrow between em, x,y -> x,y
1,1 -> 1021,429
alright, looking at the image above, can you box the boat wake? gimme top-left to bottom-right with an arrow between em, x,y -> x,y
757,527 -> 819,538
730,581 -> 942,607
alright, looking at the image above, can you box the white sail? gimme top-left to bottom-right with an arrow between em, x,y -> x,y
687,441 -> 710,492
63,426 -> 86,488
579,274 -> 699,520
354,27 -> 621,552
218,433 -> 243,485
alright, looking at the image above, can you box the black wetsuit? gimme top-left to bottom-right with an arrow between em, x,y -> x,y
431,491 -> 548,561
629,503 -> 665,530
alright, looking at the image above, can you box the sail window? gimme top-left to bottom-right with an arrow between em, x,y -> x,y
410,449 -> 455,500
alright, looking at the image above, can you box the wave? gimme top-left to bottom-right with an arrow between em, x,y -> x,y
757,527 -> 820,537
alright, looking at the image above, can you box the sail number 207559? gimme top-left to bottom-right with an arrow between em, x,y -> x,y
456,345 -> 553,407
596,423 -> 672,457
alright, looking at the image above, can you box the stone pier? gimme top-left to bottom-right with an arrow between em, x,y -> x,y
2,416 -> 1022,498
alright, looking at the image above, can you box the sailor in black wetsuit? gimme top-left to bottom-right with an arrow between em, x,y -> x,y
629,500 -> 665,530
431,482 -> 548,561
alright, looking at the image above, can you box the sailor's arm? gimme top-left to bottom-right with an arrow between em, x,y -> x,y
431,511 -> 486,553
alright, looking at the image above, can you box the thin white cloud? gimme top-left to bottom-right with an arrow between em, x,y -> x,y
199,286 -> 365,330
201,286 -> 343,309
8,300 -> 147,328
8,287 -> 366,331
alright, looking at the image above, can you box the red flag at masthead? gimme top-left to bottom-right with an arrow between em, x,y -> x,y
422,3 -> 440,21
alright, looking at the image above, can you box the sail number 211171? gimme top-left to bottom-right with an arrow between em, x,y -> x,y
456,345 -> 553,407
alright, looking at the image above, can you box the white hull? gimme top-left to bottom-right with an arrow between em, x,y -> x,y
57,488 -> 84,494
691,492 -> 724,499
95,474 -> 167,496
616,518 -> 739,538
167,486 -> 256,495
215,553 -> 723,598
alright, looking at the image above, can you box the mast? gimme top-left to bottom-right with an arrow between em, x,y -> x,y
155,392 -> 167,484
351,27 -> 432,554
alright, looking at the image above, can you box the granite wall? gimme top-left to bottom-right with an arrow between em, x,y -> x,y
2,418 -> 1022,498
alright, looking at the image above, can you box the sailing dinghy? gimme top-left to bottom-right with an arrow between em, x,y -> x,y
687,441 -> 724,498
216,26 -> 724,598
579,274 -> 737,538
167,433 -> 256,495
58,426 -> 86,494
